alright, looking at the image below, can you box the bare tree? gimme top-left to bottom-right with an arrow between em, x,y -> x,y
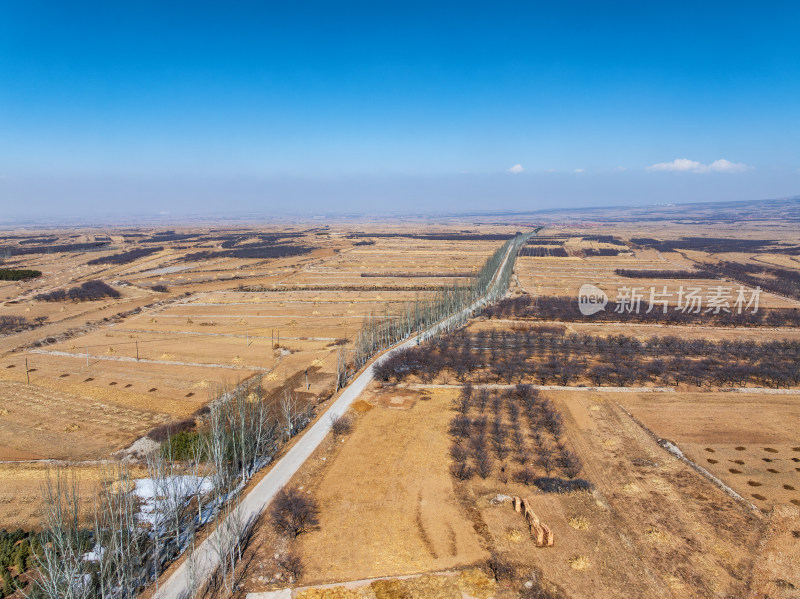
449,414 -> 471,440
513,465 -> 537,486
559,449 -> 583,479
450,443 -> 469,463
330,413 -> 353,440
475,450 -> 494,479
270,488 -> 320,539
184,529 -> 201,599
511,428 -> 526,452
35,468 -> 94,599
211,495 -> 247,595
536,446 -> 556,476
93,464 -> 150,599
450,461 -> 474,481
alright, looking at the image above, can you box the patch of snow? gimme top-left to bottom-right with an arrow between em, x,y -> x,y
134,476 -> 213,525
82,544 -> 105,562
489,494 -> 512,504
659,440 -> 684,458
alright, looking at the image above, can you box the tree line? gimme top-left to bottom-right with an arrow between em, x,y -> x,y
35,280 -> 121,302
702,261 -> 800,302
345,231 -> 536,383
483,295 -> 800,327
0,242 -> 111,257
87,247 -> 163,265
631,236 -> 779,253
615,268 -> 712,279
375,326 -> 800,388
518,247 -> 569,257
346,232 -> 520,241
0,268 -> 42,281
180,244 -> 312,262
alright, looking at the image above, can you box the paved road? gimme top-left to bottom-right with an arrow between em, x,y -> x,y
152,237 -> 525,598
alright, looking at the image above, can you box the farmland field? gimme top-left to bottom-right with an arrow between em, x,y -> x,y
1,201 -> 799,598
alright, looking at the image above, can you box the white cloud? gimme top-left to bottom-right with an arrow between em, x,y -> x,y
574,168 -> 584,173
646,158 -> 750,173
507,164 -> 524,174
647,158 -> 703,172
708,158 -> 749,173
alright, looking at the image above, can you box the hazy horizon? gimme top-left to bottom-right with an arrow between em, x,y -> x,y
2,1 -> 799,219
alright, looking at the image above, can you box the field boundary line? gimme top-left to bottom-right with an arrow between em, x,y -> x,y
615,402 -> 762,516
28,348 -> 271,371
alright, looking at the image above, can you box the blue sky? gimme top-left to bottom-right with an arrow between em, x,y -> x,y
1,1 -> 799,219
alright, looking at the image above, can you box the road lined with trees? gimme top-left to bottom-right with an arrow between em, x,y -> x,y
148,230 -> 535,598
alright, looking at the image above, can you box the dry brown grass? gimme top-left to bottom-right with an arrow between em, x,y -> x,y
569,555 -> 591,571
622,392 -> 800,509
568,516 -> 589,530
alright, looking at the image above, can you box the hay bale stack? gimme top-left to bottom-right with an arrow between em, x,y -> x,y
541,523 -> 555,547
530,521 -> 545,546
524,507 -> 539,527
515,496 -> 553,547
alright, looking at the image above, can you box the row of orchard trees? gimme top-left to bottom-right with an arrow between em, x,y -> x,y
34,375 -> 312,599
343,229 -> 537,383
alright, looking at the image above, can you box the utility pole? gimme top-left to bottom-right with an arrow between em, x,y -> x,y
305,369 -> 309,390
25,358 -> 29,384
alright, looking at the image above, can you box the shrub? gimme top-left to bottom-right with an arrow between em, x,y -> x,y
0,269 -> 42,281
330,414 -> 353,440
276,549 -> 304,581
486,552 -> 515,581
147,418 -> 196,442
533,477 -> 593,493
160,430 -> 207,460
0,316 -> 29,334
513,466 -> 537,485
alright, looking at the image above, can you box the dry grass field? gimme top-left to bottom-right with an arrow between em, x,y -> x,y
239,384 -> 797,598
232,206 -> 799,599
621,392 -> 800,509
2,204 -> 800,597
0,223 -> 519,528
